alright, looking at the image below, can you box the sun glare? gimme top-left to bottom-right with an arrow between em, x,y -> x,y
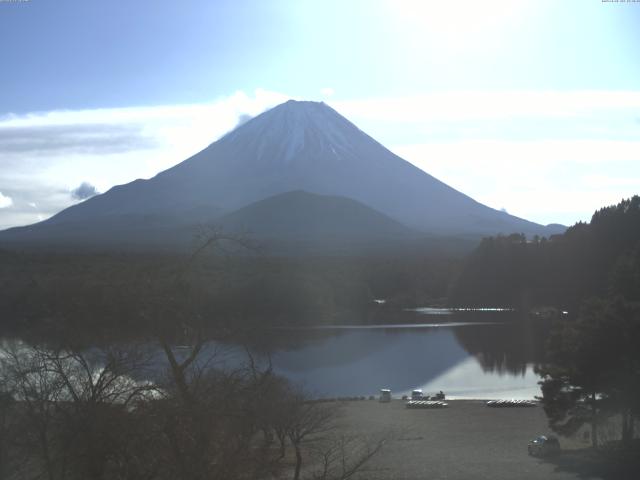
388,0 -> 531,50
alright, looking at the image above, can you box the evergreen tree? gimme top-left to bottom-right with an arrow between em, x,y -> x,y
536,297 -> 640,447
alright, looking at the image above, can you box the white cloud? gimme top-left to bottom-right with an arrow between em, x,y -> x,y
0,192 -> 12,209
0,89 -> 292,228
581,175 -> 640,189
394,139 -> 640,169
393,139 -> 640,225
320,87 -> 335,97
332,90 -> 640,122
325,90 -> 640,226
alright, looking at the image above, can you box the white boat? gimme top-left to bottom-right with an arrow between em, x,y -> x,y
486,399 -> 536,408
406,400 -> 448,409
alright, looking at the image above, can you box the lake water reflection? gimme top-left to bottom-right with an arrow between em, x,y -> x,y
267,309 -> 548,400
0,310 -> 550,401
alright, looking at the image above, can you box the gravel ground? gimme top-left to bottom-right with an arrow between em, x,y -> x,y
334,400 -> 635,480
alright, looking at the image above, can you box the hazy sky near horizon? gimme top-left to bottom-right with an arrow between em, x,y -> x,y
0,0 -> 639,229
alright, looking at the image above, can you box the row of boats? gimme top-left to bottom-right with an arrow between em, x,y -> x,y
406,400 -> 448,409
486,399 -> 537,408
380,389 -> 537,408
405,399 -> 536,409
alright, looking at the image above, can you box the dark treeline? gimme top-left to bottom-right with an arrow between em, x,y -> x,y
468,197 -> 640,450
451,196 -> 640,311
0,246 -> 460,341
451,196 -> 640,451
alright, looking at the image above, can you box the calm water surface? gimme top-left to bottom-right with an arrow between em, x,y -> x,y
0,309 -> 550,400
264,309 -> 548,400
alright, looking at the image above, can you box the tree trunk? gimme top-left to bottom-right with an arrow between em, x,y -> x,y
262,427 -> 274,447
622,410 -> 629,445
591,392 -> 598,449
276,429 -> 287,459
621,409 -> 634,445
293,443 -> 302,480
39,426 -> 56,480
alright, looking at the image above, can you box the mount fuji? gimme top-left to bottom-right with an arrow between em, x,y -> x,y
0,100 -> 563,251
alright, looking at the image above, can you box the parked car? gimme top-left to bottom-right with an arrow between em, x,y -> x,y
528,435 -> 560,457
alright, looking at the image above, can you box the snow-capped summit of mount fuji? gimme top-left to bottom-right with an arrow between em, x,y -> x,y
222,100 -> 359,164
0,100 -> 564,251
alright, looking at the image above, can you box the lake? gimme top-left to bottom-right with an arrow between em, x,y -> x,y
0,309 -> 551,401
260,308 -> 550,400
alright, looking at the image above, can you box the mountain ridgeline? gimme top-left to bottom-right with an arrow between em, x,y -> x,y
450,196 -> 640,310
0,100 -> 563,253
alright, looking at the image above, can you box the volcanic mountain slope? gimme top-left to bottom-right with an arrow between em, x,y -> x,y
0,100 -> 563,250
218,190 -> 416,240
0,191 -> 424,252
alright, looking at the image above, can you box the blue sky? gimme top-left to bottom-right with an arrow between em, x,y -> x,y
1,0 -> 639,228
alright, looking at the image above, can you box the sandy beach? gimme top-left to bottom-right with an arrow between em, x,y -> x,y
333,399 -> 637,480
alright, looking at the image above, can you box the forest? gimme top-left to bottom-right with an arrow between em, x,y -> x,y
0,244 -> 459,341
451,196 -> 640,311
